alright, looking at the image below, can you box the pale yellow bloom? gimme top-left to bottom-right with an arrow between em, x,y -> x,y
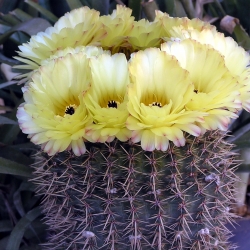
127,48 -> 205,151
126,19 -> 163,51
99,5 -> 134,52
41,46 -> 110,65
14,7 -> 105,72
17,46 -> 109,84
168,27 -> 250,111
155,11 -> 216,38
161,39 -> 241,131
100,9 -> 163,56
17,53 -> 92,156
84,53 -> 130,143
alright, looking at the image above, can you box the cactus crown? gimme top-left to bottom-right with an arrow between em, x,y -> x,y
16,6 -> 250,157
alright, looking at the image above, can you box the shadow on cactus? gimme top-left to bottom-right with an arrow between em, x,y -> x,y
15,5 -> 250,250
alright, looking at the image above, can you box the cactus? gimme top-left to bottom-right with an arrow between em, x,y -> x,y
32,131 -> 237,249
15,4 -> 250,250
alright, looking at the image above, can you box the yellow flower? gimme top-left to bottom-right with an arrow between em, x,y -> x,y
126,19 -> 163,51
155,11 -> 216,38
161,39 -> 241,131
167,27 -> 250,111
99,5 -> 134,52
127,48 -> 205,151
14,7 -> 105,72
17,46 -> 109,84
100,7 -> 163,56
41,45 -> 109,65
17,52 -> 92,156
84,53 -> 130,143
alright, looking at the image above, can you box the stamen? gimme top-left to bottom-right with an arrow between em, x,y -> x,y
107,100 -> 120,108
149,102 -> 162,108
65,105 -> 76,115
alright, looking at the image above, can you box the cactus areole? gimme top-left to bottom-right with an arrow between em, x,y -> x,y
16,5 -> 249,250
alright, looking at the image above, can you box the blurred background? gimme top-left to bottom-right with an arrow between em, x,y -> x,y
0,0 -> 250,249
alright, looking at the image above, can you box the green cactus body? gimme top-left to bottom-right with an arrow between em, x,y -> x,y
32,131 -> 237,250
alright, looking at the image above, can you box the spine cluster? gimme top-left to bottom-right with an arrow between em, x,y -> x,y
32,131 -> 237,250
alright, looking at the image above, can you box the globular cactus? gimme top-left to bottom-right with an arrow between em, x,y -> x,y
15,4 -> 250,250
32,131 -> 237,249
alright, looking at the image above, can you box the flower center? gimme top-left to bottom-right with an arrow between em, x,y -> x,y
65,104 -> 77,115
107,100 -> 120,109
109,46 -> 137,60
149,102 -> 162,108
